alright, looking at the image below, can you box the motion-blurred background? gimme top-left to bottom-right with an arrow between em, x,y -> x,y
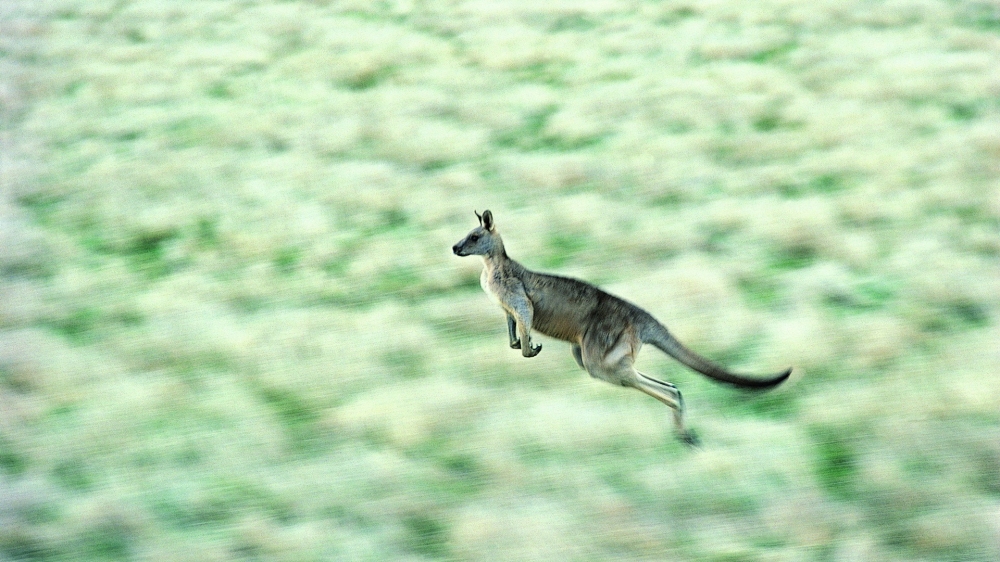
2,1 -> 1000,560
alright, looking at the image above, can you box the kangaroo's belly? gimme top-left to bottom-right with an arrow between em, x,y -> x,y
531,309 -> 585,343
530,294 -> 594,343
522,273 -> 601,343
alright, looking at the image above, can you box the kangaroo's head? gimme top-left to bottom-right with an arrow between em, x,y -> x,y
452,210 -> 504,257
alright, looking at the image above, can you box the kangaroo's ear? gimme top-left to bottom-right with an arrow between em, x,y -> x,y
482,210 -> 494,231
474,210 -> 483,226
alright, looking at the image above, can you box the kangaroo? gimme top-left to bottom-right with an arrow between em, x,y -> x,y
452,210 -> 791,445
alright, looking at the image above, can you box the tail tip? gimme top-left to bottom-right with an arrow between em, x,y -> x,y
749,367 -> 792,389
773,367 -> 793,385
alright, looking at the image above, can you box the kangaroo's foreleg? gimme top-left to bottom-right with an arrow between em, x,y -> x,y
505,288 -> 541,358
506,314 -> 521,349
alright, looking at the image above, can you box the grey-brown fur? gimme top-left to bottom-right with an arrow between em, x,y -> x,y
453,210 -> 792,445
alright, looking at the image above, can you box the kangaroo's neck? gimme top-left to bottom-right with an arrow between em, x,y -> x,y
480,234 -> 509,268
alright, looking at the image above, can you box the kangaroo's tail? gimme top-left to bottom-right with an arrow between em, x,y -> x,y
641,321 -> 791,389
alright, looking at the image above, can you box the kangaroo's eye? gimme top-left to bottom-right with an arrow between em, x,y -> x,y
469,235 -> 480,242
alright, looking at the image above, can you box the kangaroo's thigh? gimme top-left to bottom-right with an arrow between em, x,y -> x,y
580,327 -> 639,387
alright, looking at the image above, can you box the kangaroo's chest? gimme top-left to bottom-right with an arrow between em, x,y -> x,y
480,264 -> 505,308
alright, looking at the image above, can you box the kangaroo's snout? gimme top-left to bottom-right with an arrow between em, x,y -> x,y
452,244 -> 462,256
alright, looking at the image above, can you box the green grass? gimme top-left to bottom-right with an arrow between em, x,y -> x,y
3,0 -> 1000,560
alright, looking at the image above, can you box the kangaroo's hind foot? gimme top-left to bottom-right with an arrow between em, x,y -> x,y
678,428 -> 700,448
635,372 -> 699,447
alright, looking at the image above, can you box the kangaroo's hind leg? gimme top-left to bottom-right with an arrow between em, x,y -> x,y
571,344 -> 584,369
579,326 -> 698,446
634,373 -> 699,446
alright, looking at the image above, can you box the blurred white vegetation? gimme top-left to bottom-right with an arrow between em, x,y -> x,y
3,0 -> 1000,560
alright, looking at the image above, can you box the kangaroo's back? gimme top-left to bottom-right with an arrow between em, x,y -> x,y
518,266 -> 650,345
515,268 -> 597,343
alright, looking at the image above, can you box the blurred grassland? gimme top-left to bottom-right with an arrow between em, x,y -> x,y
3,0 -> 1000,560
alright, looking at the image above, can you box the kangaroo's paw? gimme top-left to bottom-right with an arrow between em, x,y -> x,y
523,342 -> 542,358
510,339 -> 521,349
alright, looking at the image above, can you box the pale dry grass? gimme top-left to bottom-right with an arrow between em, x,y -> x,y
3,0 -> 1000,560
